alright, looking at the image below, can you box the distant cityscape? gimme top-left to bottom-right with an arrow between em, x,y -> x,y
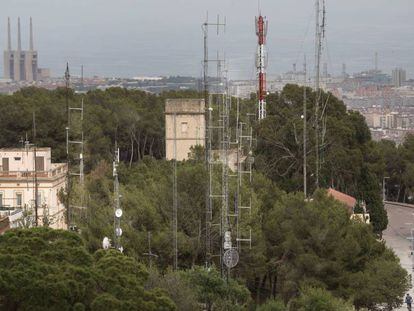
2,18 -> 414,146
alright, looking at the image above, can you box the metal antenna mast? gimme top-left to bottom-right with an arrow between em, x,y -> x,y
32,112 -> 39,226
314,0 -> 325,188
65,64 -> 71,230
65,63 -> 86,231
173,112 -> 178,270
143,231 -> 158,268
303,55 -> 308,198
113,144 -> 123,252
256,13 -> 268,120
202,13 -> 226,268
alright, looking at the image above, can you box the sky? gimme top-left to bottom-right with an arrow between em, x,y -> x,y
1,0 -> 414,79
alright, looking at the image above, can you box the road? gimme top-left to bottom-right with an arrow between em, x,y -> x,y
383,202 -> 414,310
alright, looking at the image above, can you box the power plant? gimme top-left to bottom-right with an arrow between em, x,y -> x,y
3,17 -> 39,82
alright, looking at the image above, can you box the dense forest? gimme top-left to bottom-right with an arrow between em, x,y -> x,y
0,86 -> 412,310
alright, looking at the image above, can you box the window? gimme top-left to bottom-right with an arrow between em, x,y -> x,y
2,158 -> 9,172
36,192 -> 42,205
181,122 -> 188,134
0,193 -> 3,207
14,157 -> 21,161
16,193 -> 22,207
35,157 -> 44,171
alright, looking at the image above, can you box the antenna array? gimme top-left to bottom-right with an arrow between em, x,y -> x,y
65,63 -> 86,231
113,145 -> 123,252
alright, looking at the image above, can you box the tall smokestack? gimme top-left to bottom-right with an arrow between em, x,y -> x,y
17,17 -> 21,51
30,17 -> 34,50
7,17 -> 11,50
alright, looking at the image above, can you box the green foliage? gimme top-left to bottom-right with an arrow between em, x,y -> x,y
0,228 -> 175,310
290,287 -> 353,311
0,87 -> 202,168
255,84 -> 387,232
0,85 -> 409,310
261,190 -> 409,309
180,266 -> 251,311
146,269 -> 200,311
256,299 -> 286,311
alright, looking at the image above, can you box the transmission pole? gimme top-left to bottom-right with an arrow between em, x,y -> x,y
33,112 -> 39,226
173,113 -> 178,270
303,56 -> 307,198
65,63 -> 71,229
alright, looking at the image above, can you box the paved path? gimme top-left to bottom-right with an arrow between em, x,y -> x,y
383,203 -> 414,310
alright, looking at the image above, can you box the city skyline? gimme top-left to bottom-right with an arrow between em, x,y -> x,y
1,0 -> 414,79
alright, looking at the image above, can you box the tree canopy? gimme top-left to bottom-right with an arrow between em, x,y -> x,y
0,228 -> 175,310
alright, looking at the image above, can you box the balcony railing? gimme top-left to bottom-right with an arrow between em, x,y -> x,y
0,164 -> 67,179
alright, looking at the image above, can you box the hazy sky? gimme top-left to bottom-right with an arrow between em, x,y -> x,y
1,0 -> 414,79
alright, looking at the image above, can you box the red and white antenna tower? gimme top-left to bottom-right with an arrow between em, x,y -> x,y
256,13 -> 268,120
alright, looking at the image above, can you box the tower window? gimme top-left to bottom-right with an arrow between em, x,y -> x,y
181,122 -> 188,134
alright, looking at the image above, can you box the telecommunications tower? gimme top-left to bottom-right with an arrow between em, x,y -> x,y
255,14 -> 268,120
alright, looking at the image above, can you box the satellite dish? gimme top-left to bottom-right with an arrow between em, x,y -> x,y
223,249 -> 239,269
102,237 -> 111,250
116,228 -> 123,237
115,208 -> 123,218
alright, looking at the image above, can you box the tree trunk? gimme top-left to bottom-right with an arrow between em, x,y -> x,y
142,133 -> 148,158
129,135 -> 134,168
149,138 -> 155,157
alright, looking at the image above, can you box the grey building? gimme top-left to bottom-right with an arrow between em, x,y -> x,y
3,17 -> 38,82
392,67 -> 406,88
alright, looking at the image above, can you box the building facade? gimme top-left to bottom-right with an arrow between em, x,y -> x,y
0,147 -> 67,229
392,68 -> 407,88
165,99 -> 205,161
3,17 -> 38,82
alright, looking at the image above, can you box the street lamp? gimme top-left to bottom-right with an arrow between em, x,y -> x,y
383,177 -> 390,202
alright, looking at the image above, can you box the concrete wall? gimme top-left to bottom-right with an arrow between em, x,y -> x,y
165,99 -> 205,161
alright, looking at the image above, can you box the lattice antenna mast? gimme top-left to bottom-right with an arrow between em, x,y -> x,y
65,63 -> 86,231
202,13 -> 226,268
32,112 -> 39,227
256,13 -> 268,120
314,0 -> 325,188
113,144 -> 123,252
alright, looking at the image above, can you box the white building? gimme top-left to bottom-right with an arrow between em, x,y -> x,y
0,147 -> 67,229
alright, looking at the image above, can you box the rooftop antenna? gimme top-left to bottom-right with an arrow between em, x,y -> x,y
7,17 -> 11,51
375,52 -> 378,71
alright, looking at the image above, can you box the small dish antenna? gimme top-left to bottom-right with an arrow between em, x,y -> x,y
115,208 -> 123,218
